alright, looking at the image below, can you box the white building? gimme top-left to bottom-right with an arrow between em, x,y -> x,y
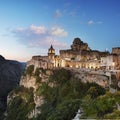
100,54 -> 119,70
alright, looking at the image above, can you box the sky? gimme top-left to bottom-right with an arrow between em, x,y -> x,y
0,0 -> 120,62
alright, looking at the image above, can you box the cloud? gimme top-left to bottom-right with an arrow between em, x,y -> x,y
87,20 -> 103,25
12,25 -> 67,37
54,10 -> 62,18
29,25 -> 47,34
40,36 -> 67,48
88,20 -> 95,25
11,25 -> 68,49
26,36 -> 67,49
50,27 -> 67,37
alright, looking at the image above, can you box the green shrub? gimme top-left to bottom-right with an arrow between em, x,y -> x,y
39,68 -> 46,74
36,76 -> 42,84
49,68 -> 71,85
34,68 -> 40,76
7,86 -> 35,120
47,99 -> 81,120
26,65 -> 34,75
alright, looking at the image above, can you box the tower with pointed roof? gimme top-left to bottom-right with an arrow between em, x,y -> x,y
48,45 -> 55,60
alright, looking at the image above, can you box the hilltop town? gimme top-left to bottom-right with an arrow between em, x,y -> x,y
5,38 -> 120,120
27,37 -> 120,71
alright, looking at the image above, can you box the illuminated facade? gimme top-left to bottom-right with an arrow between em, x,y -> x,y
60,38 -> 109,69
27,45 -> 61,69
27,38 -> 120,70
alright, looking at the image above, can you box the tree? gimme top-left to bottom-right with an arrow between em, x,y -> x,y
87,86 -> 98,99
26,65 -> 34,76
34,68 -> 40,76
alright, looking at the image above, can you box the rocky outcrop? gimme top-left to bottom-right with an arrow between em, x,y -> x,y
5,64 -> 120,119
69,68 -> 109,88
19,68 -> 52,118
19,67 -> 109,118
0,55 -> 25,111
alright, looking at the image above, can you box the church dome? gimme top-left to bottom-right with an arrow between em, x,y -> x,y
73,38 -> 82,44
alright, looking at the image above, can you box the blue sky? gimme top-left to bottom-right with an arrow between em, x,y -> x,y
0,0 -> 120,61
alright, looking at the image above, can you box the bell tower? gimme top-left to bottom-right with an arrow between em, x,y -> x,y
48,45 -> 55,60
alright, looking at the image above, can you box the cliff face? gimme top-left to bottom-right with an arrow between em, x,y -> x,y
70,69 -> 109,87
6,67 -> 111,120
5,64 -> 111,119
20,68 -> 52,117
6,66 -> 52,119
0,55 -> 25,112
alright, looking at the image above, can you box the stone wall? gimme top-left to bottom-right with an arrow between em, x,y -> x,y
70,69 -> 109,88
112,47 -> 120,55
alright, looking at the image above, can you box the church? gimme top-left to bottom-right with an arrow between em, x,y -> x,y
27,44 -> 61,69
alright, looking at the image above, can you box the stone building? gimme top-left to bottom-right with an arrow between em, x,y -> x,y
101,54 -> 120,70
71,38 -> 90,51
27,37 -> 120,70
27,45 -> 61,69
60,38 -> 109,69
112,47 -> 120,55
100,47 -> 120,70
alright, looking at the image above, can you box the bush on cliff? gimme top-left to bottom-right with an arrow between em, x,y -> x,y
26,65 -> 34,76
6,86 -> 35,120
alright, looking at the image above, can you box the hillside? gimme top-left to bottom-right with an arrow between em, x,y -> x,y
0,55 -> 25,116
5,65 -> 120,120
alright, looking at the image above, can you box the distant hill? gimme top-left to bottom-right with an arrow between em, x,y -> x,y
0,55 -> 25,112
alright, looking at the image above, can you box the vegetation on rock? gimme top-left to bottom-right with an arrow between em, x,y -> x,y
6,68 -> 120,120
7,86 -> 35,120
26,65 -> 34,76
